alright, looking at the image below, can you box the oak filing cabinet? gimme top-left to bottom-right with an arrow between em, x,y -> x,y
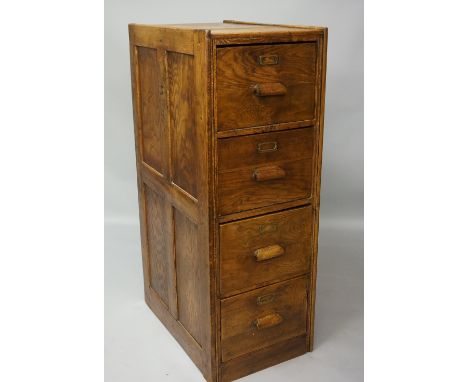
129,20 -> 328,381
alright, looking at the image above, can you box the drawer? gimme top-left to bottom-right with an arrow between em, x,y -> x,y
217,128 -> 315,215
220,277 -> 308,362
220,335 -> 307,382
218,158 -> 312,215
216,42 -> 318,131
220,206 -> 312,297
218,127 -> 314,172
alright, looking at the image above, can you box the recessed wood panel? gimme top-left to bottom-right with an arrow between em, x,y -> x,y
168,52 -> 199,199
175,209 -> 203,345
145,186 -> 171,306
137,47 -> 169,175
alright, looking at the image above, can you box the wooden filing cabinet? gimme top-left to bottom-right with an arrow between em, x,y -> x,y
128,20 -> 328,382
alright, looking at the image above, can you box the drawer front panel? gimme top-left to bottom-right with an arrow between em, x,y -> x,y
220,277 -> 308,362
218,127 -> 314,171
216,43 -> 317,131
220,335 -> 307,382
218,158 -> 312,216
220,206 -> 312,297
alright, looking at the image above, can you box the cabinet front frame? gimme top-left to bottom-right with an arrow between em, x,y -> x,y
210,29 -> 328,376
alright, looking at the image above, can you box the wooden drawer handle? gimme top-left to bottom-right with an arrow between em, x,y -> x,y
254,244 -> 285,261
252,165 -> 286,182
253,82 -> 287,97
254,313 -> 283,330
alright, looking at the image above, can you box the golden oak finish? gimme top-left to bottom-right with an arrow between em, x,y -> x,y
218,127 -> 315,171
254,244 -> 285,262
216,42 -> 317,131
129,20 -> 327,382
218,158 -> 313,215
220,277 -> 308,362
220,335 -> 308,382
219,206 -> 312,297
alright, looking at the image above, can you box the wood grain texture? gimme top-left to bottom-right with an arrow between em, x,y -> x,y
129,21 -> 328,382
308,28 -> 328,353
252,165 -> 286,182
217,83 -> 315,131
217,199 -> 311,224
223,19 -> 326,31
254,244 -> 285,262
153,22 -> 314,34
129,24 -> 213,382
216,120 -> 314,138
145,186 -> 175,312
219,206 -> 312,297
220,277 -> 308,362
218,43 -> 316,85
218,158 -> 313,215
216,43 -> 317,130
193,30 -> 216,381
219,335 -> 307,382
137,47 -> 169,175
212,26 -> 312,34
130,24 -> 194,54
175,210 -> 203,345
253,82 -> 287,96
218,127 -> 314,171
255,313 -> 284,329
168,52 -> 199,199
141,163 -> 199,224
214,34 -> 324,46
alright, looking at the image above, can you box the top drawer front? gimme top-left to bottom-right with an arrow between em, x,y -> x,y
216,43 -> 318,131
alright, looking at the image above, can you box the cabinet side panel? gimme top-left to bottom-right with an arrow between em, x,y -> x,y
130,25 -> 214,382
137,47 -> 170,176
167,52 -> 199,199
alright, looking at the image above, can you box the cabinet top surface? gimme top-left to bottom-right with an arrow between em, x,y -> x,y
129,20 -> 327,36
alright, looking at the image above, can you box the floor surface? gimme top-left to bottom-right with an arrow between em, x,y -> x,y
105,220 -> 363,382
